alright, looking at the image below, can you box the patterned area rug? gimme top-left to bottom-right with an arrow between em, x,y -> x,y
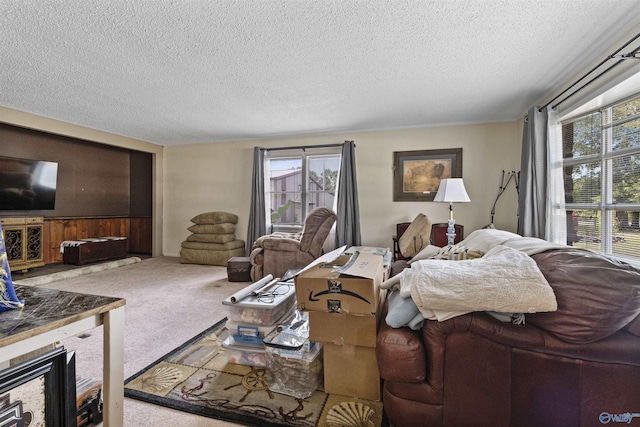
124,318 -> 385,427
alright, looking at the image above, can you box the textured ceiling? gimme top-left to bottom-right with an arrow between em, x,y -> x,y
1,1 -> 639,146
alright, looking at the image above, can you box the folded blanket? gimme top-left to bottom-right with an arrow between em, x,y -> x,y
407,245 -> 557,317
381,229 -> 565,325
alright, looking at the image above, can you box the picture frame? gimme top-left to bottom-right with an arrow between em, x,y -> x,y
0,400 -> 24,427
0,347 -> 73,427
393,148 -> 462,201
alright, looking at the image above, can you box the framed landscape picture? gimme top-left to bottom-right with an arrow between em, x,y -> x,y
393,148 -> 462,201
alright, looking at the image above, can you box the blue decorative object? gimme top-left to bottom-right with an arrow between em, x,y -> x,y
0,221 -> 24,311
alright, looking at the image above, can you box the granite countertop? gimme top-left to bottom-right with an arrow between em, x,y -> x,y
0,284 -> 126,347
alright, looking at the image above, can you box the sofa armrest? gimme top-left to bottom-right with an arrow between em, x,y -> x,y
261,238 -> 302,252
377,319 -> 427,382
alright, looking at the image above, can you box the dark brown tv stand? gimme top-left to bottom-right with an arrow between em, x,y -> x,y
62,238 -> 127,266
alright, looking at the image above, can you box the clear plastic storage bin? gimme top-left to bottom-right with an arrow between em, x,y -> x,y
222,336 -> 267,367
265,343 -> 323,399
223,283 -> 296,325
226,307 -> 295,346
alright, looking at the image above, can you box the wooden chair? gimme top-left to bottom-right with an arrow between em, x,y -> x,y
392,222 -> 412,261
430,223 -> 464,247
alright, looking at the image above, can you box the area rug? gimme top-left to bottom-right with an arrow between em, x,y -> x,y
124,318 -> 385,427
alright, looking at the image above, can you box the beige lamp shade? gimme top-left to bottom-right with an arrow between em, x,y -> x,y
433,178 -> 471,203
434,178 -> 470,223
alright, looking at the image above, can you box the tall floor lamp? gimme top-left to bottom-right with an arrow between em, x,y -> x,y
434,178 -> 470,246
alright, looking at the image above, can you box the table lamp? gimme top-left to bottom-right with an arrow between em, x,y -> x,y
433,178 -> 470,246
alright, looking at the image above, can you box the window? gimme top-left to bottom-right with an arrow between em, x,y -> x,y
265,147 -> 341,231
562,94 -> 640,263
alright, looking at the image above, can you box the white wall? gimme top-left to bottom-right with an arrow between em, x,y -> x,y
164,121 -> 522,256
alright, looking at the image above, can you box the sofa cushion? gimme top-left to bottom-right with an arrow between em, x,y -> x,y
181,240 -> 245,251
527,249 -> 640,344
190,211 -> 238,225
187,223 -> 237,234
179,247 -> 245,266
625,315 -> 640,337
186,233 -> 236,244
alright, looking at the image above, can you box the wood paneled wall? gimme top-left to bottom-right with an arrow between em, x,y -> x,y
43,217 -> 152,264
129,217 -> 153,255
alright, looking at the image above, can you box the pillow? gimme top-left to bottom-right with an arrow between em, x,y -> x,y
408,244 -> 441,263
0,222 -> 24,312
190,211 -> 238,225
527,249 -> 640,344
181,240 -> 245,251
398,214 -> 432,258
186,233 -> 236,244
187,223 -> 237,234
385,289 -> 421,329
429,244 -> 484,260
458,228 -> 522,254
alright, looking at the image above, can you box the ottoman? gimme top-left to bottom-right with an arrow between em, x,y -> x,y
227,256 -> 252,282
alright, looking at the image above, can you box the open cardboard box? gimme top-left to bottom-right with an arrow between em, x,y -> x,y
295,251 -> 384,315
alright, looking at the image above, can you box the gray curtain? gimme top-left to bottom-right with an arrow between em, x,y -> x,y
335,140 -> 361,247
517,106 -> 549,238
246,147 -> 266,255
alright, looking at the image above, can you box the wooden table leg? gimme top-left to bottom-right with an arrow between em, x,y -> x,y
102,305 -> 125,427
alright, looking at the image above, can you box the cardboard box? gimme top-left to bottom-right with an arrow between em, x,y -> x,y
323,343 -> 381,401
309,311 -> 378,347
344,246 -> 392,267
295,252 -> 384,315
308,289 -> 386,347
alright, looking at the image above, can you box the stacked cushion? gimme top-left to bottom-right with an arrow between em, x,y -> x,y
180,211 -> 245,266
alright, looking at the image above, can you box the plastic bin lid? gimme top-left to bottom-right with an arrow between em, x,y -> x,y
222,335 -> 266,353
226,306 -> 296,333
222,282 -> 295,309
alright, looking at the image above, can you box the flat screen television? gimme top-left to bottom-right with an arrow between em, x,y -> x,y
0,156 -> 58,210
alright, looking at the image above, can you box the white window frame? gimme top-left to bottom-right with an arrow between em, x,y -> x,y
264,147 -> 341,232
561,93 -> 640,265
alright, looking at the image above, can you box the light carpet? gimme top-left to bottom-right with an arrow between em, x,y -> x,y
29,256 -> 251,426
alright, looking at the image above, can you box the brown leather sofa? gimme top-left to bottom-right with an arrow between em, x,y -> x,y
377,248 -> 640,427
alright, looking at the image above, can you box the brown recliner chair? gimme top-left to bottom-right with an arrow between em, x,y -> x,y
249,207 -> 337,281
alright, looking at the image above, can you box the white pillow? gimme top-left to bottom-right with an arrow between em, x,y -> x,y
408,245 -> 441,263
457,229 -> 522,254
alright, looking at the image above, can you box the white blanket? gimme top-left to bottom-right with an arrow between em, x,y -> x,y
405,245 -> 557,321
458,228 -> 567,256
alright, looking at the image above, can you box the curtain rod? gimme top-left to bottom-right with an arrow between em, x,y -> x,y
263,141 -> 352,152
539,31 -> 640,111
